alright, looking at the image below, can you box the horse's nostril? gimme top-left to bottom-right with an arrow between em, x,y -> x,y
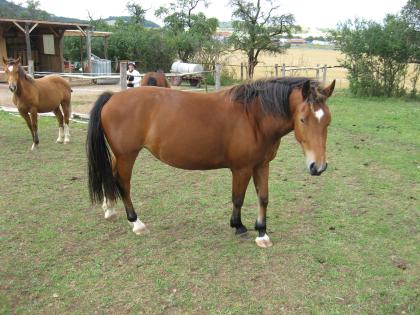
309,162 -> 320,176
310,162 -> 316,171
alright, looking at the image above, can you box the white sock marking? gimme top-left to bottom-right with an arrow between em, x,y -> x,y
256,234 -> 270,242
56,127 -> 64,142
132,219 -> 147,234
64,124 -> 70,143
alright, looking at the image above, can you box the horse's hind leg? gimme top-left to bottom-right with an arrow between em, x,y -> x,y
53,107 -> 64,143
102,156 -> 118,220
230,168 -> 252,236
116,153 -> 148,235
61,99 -> 71,144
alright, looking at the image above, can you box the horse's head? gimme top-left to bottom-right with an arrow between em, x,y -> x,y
2,57 -> 21,93
293,79 -> 335,176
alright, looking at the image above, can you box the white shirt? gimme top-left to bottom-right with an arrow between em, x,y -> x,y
126,69 -> 141,88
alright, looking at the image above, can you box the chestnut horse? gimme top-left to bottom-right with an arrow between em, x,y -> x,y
2,57 -> 72,150
140,71 -> 170,88
87,77 -> 335,248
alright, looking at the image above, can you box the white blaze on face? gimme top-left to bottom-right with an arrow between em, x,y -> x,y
8,65 -> 13,72
315,109 -> 325,122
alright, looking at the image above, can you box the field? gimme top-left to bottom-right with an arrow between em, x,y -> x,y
224,46 -> 346,83
0,90 -> 419,314
224,47 -> 420,90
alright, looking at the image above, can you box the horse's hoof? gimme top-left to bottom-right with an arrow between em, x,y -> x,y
30,143 -> 38,151
64,139 -> 70,144
56,138 -> 64,144
132,219 -> 149,235
255,234 -> 273,248
236,231 -> 251,240
104,209 -> 117,220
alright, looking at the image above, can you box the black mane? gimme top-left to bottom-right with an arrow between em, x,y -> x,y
229,77 -> 325,118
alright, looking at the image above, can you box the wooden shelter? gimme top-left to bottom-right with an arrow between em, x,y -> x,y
0,18 -> 111,76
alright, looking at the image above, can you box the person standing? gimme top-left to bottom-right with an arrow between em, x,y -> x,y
126,61 -> 141,88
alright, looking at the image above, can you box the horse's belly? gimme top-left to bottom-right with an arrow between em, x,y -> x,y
145,141 -> 226,170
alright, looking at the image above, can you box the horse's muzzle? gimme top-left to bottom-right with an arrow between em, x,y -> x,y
309,162 -> 328,176
9,85 -> 17,93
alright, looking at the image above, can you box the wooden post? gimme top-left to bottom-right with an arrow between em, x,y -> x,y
28,60 -> 34,77
215,63 -> 221,91
120,60 -> 127,91
79,36 -> 83,72
282,63 -> 286,77
315,64 -> 320,79
24,23 -> 32,70
104,36 -> 109,60
275,63 -> 279,77
59,31 -> 64,73
240,62 -> 244,81
86,30 -> 92,73
323,64 -> 327,85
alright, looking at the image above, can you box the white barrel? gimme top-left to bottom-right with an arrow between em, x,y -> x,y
171,61 -> 203,73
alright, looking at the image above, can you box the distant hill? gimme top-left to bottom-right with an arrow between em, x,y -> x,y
218,21 -> 232,29
0,0 -> 160,28
104,16 -> 160,28
0,0 -> 87,23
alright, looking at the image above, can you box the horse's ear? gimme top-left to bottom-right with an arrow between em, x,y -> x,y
2,57 -> 7,65
301,80 -> 311,101
15,57 -> 21,64
322,80 -> 336,98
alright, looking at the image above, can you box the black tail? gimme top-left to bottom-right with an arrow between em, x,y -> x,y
86,91 -> 122,204
147,77 -> 158,86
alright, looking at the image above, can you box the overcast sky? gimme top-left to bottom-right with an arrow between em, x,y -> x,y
33,0 -> 408,29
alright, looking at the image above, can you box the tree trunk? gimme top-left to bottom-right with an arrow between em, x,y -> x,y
247,54 -> 258,79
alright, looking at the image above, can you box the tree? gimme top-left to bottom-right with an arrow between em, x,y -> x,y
106,20 -> 176,72
156,0 -> 219,62
126,1 -> 147,25
331,14 -> 416,97
22,0 -> 49,20
401,0 -> 420,96
229,0 -> 297,79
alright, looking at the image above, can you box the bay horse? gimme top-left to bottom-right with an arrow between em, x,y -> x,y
140,71 -> 170,88
87,77 -> 335,248
2,57 -> 72,150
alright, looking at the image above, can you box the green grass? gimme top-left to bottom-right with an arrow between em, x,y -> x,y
0,92 -> 419,314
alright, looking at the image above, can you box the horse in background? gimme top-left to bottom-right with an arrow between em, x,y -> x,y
87,77 -> 335,248
2,57 -> 72,150
141,71 -> 171,88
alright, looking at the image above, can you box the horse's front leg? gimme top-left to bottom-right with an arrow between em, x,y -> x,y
230,168 -> 252,236
18,109 -> 35,150
253,163 -> 273,248
29,109 -> 39,150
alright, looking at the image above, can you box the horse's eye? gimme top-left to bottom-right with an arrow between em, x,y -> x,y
300,118 -> 305,123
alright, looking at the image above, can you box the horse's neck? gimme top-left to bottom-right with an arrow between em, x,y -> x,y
260,114 -> 294,140
246,100 -> 294,140
16,76 -> 36,101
